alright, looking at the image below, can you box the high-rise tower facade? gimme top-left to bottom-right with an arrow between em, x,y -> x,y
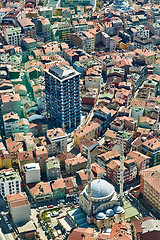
45,65 -> 81,130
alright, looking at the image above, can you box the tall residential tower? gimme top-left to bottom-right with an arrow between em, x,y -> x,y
45,65 -> 81,130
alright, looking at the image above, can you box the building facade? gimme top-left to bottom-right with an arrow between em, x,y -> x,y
7,193 -> 31,225
140,165 -> 160,213
141,138 -> 160,167
0,168 -> 21,199
34,146 -> 48,173
23,163 -> 41,184
46,128 -> 67,156
46,158 -> 61,181
45,65 -> 81,130
70,31 -> 95,53
4,27 -> 24,46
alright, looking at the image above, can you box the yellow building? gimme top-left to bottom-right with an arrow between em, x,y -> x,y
117,42 -> 129,50
55,8 -> 63,16
134,49 -> 156,65
74,122 -> 101,147
0,151 -> 12,169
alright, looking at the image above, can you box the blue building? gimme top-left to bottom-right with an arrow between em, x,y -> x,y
45,65 -> 81,130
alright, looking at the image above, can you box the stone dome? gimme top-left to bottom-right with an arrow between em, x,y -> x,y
95,212 -> 106,220
105,209 -> 115,217
85,179 -> 114,199
114,205 -> 124,214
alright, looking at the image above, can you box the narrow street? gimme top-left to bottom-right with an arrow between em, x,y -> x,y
31,209 -> 48,240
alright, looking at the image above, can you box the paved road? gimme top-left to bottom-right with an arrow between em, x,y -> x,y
0,197 -> 14,240
0,216 -> 15,240
31,209 -> 48,240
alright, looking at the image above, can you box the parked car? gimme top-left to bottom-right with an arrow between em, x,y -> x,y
1,211 -> 5,216
45,229 -> 49,235
7,224 -> 13,231
4,215 -> 8,222
52,211 -> 59,217
42,225 -> 46,231
47,205 -> 54,208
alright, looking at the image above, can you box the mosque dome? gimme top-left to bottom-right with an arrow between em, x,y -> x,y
114,205 -> 124,214
105,209 -> 115,217
85,179 -> 114,199
95,212 -> 106,220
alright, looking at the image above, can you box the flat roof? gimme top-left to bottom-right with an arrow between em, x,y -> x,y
58,216 -> 76,232
17,220 -> 36,233
47,65 -> 80,81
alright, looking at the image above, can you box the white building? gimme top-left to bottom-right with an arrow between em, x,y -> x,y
0,168 -> 21,199
7,193 -> 31,225
4,27 -> 24,47
23,163 -> 41,184
131,25 -> 149,40
46,128 -> 67,156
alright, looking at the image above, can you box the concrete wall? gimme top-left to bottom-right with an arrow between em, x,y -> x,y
11,205 -> 31,225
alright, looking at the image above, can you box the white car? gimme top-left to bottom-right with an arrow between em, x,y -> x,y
4,216 -> 8,222
52,212 -> 59,217
7,224 -> 13,231
1,211 -> 5,216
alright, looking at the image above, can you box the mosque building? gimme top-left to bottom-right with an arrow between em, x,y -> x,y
79,148 -> 125,230
110,0 -> 133,12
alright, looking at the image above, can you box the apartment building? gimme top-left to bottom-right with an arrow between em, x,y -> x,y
116,131 -> 133,154
96,150 -> 120,169
45,65 -> 81,130
4,27 -> 24,46
35,17 -> 51,42
140,165 -> 160,213
51,21 -> 72,42
74,121 -> 101,148
58,21 -> 72,42
72,21 -> 88,33
51,178 -> 66,200
0,150 -> 12,169
65,156 -> 88,175
46,158 -> 61,181
149,22 -> 160,37
110,116 -> 136,132
106,159 -> 136,185
1,93 -> 21,117
18,18 -> 36,39
134,37 -> 154,50
18,151 -> 35,172
3,112 -> 30,138
3,112 -> 19,138
46,128 -> 67,156
134,49 -> 156,65
7,193 -> 31,225
129,25 -> 149,41
27,181 -> 52,203
70,31 -> 95,52
0,168 -> 21,199
127,151 -> 150,175
141,138 -> 160,167
23,163 -> 41,184
34,146 -> 48,173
